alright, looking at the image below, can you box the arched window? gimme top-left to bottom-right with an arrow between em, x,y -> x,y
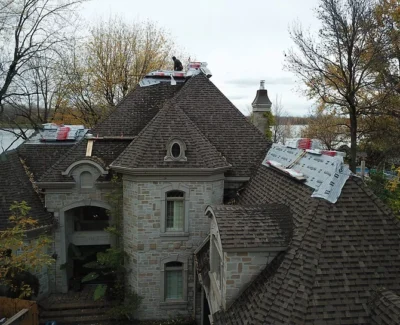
160,184 -> 190,237
160,256 -> 188,304
165,261 -> 183,300
166,191 -> 184,232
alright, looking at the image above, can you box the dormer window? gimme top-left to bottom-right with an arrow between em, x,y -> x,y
171,143 -> 181,158
164,138 -> 187,162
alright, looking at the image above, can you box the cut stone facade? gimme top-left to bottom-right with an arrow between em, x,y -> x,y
44,185 -> 112,293
123,174 -> 225,319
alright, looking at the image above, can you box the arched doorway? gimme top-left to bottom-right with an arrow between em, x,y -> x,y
59,201 -> 113,292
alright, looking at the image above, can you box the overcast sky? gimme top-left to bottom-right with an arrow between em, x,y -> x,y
80,0 -> 321,116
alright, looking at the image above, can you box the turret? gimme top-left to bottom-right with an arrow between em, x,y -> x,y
252,80 -> 272,134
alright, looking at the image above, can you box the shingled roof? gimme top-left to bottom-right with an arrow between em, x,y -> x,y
92,82 -> 184,137
111,102 -> 231,171
370,290 -> 400,325
40,73 -> 269,181
173,74 -> 270,177
208,204 -> 292,250
212,164 -> 400,325
17,143 -> 73,181
39,139 -> 129,183
0,151 -> 52,230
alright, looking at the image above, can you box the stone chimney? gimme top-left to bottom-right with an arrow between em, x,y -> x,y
252,80 -> 272,134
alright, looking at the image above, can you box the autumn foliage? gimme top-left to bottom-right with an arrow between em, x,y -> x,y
0,201 -> 53,299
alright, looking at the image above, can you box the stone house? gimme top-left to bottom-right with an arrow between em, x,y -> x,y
1,65 -> 400,324
0,68 -> 268,320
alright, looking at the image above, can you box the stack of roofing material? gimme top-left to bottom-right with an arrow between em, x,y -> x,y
39,124 -> 85,142
286,138 -> 322,150
263,143 -> 351,203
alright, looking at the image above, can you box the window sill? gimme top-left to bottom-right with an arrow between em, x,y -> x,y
160,232 -> 189,241
160,301 -> 188,309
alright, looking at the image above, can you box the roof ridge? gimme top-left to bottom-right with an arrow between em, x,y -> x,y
174,74 -> 270,140
352,176 -> 400,229
111,97 -> 230,169
91,84 -> 139,134
38,139 -> 84,182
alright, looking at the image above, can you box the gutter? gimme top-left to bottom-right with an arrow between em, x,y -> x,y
110,165 -> 231,176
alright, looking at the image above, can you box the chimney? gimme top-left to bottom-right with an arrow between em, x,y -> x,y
252,80 -> 272,134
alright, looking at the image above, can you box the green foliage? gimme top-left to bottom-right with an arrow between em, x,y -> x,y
94,284 -> 107,301
263,111 -> 275,140
107,289 -> 142,320
82,175 -> 142,319
81,272 -> 100,283
366,170 -> 400,216
0,201 -> 54,298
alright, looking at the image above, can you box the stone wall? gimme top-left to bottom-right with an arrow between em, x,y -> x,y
123,175 -> 224,320
223,251 -> 277,306
45,186 -> 111,293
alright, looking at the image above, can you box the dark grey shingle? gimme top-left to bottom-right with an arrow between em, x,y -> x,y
111,102 -> 231,170
213,165 -> 400,324
210,204 -> 292,249
0,151 -> 52,230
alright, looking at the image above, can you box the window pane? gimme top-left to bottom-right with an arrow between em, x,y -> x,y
171,143 -> 181,158
166,270 -> 183,300
166,200 -> 184,231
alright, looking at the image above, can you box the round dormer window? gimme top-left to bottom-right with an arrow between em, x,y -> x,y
164,138 -> 187,162
171,143 -> 181,158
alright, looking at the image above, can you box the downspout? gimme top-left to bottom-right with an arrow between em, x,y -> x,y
193,253 -> 197,320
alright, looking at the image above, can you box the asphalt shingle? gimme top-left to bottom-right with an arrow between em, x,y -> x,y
213,164 -> 400,325
0,151 -> 52,230
111,101 -> 231,170
173,74 -> 270,177
209,204 -> 292,250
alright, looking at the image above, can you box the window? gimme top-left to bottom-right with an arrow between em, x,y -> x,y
171,143 -> 181,158
165,262 -> 183,300
166,191 -> 184,232
160,184 -> 189,236
164,138 -> 187,162
160,256 -> 188,305
80,171 -> 93,189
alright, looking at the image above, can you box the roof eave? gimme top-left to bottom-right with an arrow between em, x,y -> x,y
35,182 -> 75,189
224,246 -> 288,253
110,165 -> 232,176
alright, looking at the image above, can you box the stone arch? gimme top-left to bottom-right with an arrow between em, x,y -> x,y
58,200 -> 112,292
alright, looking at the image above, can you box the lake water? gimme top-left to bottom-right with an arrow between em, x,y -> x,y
0,125 -> 307,154
0,129 -> 35,153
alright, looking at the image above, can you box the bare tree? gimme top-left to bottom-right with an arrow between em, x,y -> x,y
285,0 -> 390,172
271,95 -> 290,143
0,0 -> 86,140
86,18 -> 182,107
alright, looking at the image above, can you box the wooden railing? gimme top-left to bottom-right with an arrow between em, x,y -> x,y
0,297 -> 38,325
